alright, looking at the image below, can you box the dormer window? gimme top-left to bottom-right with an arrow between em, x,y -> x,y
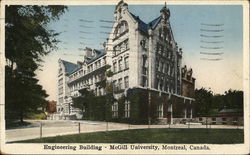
59,68 -> 62,74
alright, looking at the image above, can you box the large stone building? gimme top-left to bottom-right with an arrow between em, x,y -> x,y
57,1 -> 195,124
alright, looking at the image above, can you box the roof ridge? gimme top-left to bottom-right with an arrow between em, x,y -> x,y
61,59 -> 77,65
129,11 -> 162,33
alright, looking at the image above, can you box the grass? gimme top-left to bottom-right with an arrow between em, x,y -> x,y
25,111 -> 47,120
6,120 -> 32,130
16,128 -> 243,144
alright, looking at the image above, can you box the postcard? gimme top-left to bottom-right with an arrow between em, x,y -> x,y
0,0 -> 249,154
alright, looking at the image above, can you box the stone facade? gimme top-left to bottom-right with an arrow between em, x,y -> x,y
56,1 -> 195,124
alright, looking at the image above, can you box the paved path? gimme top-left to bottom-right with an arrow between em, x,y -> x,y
5,120 -> 243,143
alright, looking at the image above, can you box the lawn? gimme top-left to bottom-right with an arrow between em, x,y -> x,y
16,128 -> 243,144
6,120 -> 32,130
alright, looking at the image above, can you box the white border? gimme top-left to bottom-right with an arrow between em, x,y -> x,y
0,0 -> 249,154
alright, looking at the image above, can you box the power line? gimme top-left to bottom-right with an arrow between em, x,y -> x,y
200,34 -> 224,38
79,37 -> 93,40
200,29 -> 224,32
79,25 -> 94,28
201,40 -> 224,44
79,19 -> 94,23
200,58 -> 222,61
200,52 -> 223,55
201,23 -> 224,26
200,46 -> 223,49
100,26 -> 113,29
79,31 -> 92,34
99,20 -> 116,23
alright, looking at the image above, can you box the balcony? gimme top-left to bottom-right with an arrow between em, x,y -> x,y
67,64 -> 109,85
113,29 -> 129,41
112,86 -> 125,94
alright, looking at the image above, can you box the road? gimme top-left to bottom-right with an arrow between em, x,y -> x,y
5,120 -> 243,143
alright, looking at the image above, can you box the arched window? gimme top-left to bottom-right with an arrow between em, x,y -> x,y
120,20 -> 128,32
114,20 -> 129,38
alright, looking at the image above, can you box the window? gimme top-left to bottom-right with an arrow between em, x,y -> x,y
125,101 -> 130,118
118,60 -> 123,71
58,87 -> 63,95
155,77 -> 159,89
87,66 -> 90,73
142,55 -> 147,67
160,79 -> 163,91
103,57 -> 106,65
121,42 -> 126,52
124,76 -> 129,88
212,118 -> 216,121
121,21 -> 128,32
199,118 -> 202,121
124,57 -> 129,69
94,62 -> 97,69
89,77 -> 93,85
160,62 -> 164,72
112,80 -> 117,91
141,76 -> 147,87
125,40 -> 129,50
142,67 -> 147,75
90,65 -> 93,72
58,78 -> 63,86
112,102 -> 118,118
118,78 -> 123,90
59,68 -> 62,74
113,62 -> 117,73
163,28 -> 167,40
114,46 -> 120,56
159,45 -> 163,54
157,104 -> 163,118
98,87 -> 102,96
59,97 -> 63,104
79,70 -> 83,76
156,61 -> 160,72
165,82 -> 169,92
114,20 -> 129,38
159,28 -> 162,39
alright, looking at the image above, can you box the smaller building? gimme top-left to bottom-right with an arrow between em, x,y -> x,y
195,109 -> 243,125
45,100 -> 57,114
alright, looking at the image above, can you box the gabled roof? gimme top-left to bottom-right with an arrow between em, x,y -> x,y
86,49 -> 106,64
148,16 -> 162,30
61,60 -> 80,75
129,11 -> 162,34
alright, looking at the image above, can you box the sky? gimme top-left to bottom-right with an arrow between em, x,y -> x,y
36,4 -> 243,101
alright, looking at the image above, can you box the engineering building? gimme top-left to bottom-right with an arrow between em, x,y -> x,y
57,1 -> 195,124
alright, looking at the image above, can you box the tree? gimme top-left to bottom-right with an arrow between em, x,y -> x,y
72,88 -> 95,119
223,89 -> 243,110
193,88 -> 213,117
194,88 -> 243,117
72,65 -> 115,121
5,5 -> 67,123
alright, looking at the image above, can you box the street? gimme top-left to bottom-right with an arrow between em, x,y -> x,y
5,120 -> 243,143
